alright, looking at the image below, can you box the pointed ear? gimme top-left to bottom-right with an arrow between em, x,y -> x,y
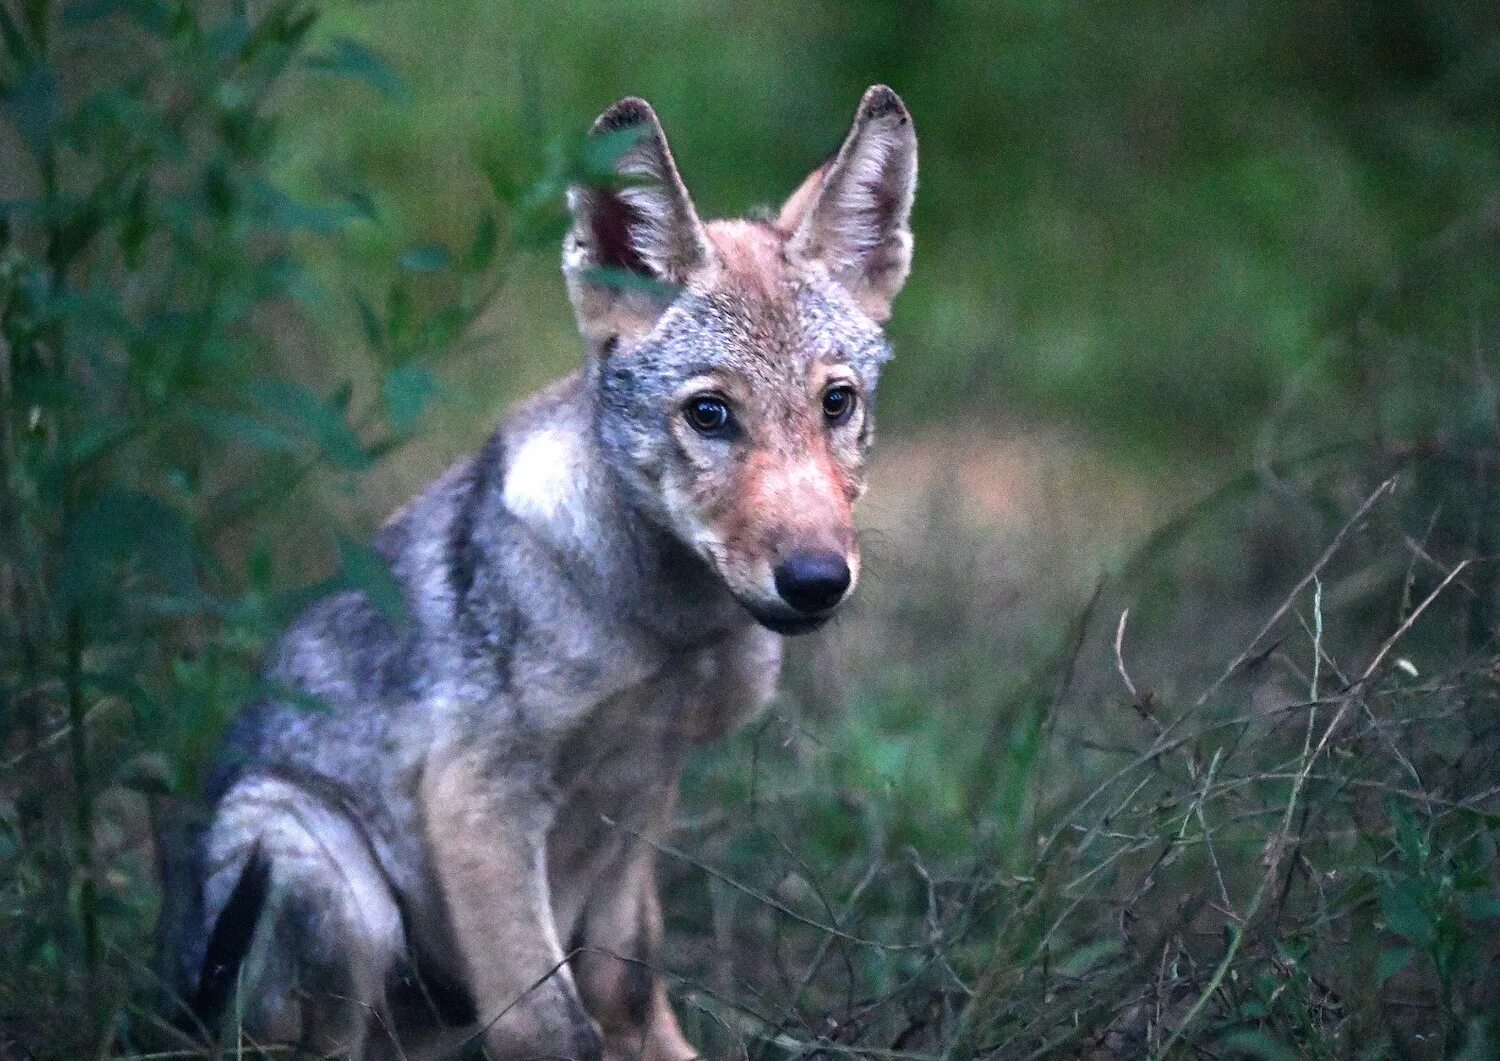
564,98 -> 711,342
779,86 -> 917,322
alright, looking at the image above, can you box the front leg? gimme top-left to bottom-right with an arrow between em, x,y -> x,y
421,746 -> 603,1060
572,826 -> 697,1061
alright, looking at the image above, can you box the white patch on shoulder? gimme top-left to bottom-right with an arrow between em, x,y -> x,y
503,427 -> 585,530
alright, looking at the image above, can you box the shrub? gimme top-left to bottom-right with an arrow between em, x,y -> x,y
0,1 -> 556,1051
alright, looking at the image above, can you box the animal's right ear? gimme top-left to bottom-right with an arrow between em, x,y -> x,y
564,98 -> 711,344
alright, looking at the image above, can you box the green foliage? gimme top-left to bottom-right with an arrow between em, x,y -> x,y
0,0 -> 539,1051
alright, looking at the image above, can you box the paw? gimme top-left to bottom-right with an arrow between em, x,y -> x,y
482,998 -> 602,1061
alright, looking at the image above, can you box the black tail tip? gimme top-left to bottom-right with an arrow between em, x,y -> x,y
188,845 -> 271,1031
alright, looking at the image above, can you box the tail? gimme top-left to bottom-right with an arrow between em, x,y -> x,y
189,845 -> 272,1030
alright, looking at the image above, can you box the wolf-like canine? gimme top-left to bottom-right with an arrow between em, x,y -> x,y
175,86 -> 916,1059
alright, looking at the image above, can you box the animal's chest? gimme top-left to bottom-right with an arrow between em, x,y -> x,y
543,658 -> 714,907
540,628 -> 781,942
551,663 -> 704,830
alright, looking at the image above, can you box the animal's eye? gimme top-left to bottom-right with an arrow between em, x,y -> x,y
684,395 -> 732,435
822,385 -> 857,424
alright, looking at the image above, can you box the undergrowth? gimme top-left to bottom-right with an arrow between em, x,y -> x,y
0,0 -> 572,1051
670,220 -> 1500,1059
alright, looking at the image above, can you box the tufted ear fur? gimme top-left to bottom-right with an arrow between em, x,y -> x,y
778,85 -> 917,322
564,97 -> 711,343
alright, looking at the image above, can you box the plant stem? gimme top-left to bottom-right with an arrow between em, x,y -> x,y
65,606 -> 98,978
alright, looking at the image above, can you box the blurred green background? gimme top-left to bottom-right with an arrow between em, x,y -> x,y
282,0 -> 1500,462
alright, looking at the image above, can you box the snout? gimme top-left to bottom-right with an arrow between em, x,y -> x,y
686,446 -> 862,636
773,552 -> 851,616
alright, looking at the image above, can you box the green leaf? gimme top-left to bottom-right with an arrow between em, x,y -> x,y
1380,879 -> 1435,946
68,418 -> 136,467
62,489 -> 198,606
337,537 -> 408,627
1378,945 -> 1414,983
119,174 -> 152,267
478,146 -> 520,205
0,3 -> 31,65
1461,893 -> 1500,921
251,180 -> 352,236
306,37 -> 407,100
362,433 -> 414,464
417,305 -> 470,354
399,244 -> 453,273
386,282 -> 412,343
189,406 -> 301,454
1217,1029 -> 1299,1061
83,670 -> 153,717
1056,937 -> 1122,977
467,211 -> 498,272
115,752 -> 176,796
249,378 -> 370,470
5,63 -> 59,158
380,363 -> 437,432
354,292 -> 385,353
318,169 -> 379,222
576,124 -> 649,182
514,206 -> 570,251
580,266 -> 679,300
234,3 -> 315,62
53,197 -> 106,271
1386,797 -> 1428,868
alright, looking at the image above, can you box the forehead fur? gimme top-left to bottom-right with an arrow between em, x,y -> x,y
699,219 -> 790,303
661,219 -> 889,379
597,217 -> 890,419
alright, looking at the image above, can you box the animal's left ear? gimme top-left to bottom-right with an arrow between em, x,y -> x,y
779,85 -> 917,322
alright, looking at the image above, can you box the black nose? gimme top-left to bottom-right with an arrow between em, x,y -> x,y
774,552 -> 851,615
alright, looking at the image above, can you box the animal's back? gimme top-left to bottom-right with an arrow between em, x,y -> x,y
205,452 -> 480,808
178,446 -> 498,1005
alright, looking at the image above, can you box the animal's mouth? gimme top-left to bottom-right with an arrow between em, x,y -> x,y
741,600 -> 837,637
692,539 -> 847,635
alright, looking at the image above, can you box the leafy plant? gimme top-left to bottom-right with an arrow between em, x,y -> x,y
0,0 -> 589,1052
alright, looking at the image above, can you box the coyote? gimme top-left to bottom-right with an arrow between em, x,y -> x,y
174,85 -> 917,1059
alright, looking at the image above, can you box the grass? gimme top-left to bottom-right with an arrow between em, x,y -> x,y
666,445 -> 1500,1059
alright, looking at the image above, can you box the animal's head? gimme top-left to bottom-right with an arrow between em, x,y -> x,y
565,86 -> 916,635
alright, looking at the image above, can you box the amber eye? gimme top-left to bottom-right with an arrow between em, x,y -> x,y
685,395 -> 732,435
822,385 -> 857,424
